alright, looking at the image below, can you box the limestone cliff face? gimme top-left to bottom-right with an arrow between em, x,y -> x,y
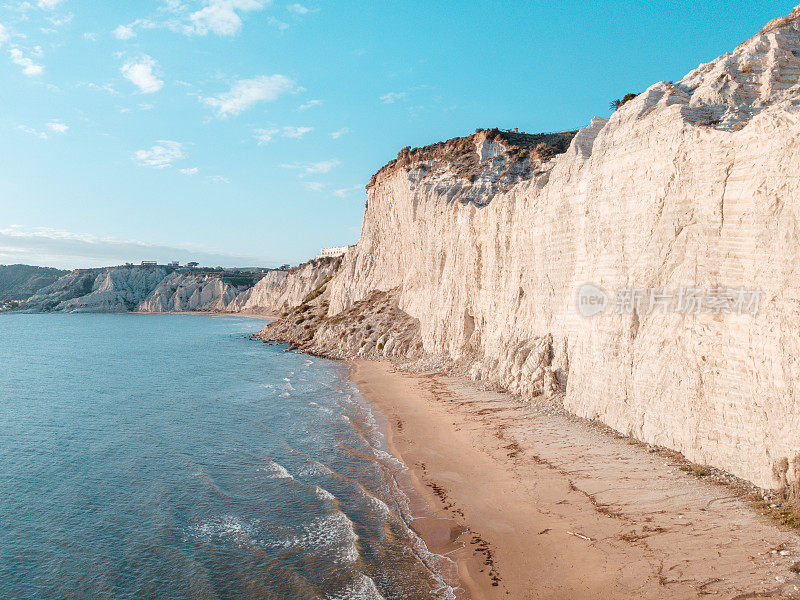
265,7 -> 800,490
228,257 -> 342,315
137,272 -> 249,313
21,261 -> 338,315
25,266 -> 172,312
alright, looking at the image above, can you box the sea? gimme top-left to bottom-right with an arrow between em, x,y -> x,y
0,313 -> 458,600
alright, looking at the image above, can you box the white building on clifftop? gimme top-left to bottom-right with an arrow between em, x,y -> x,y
315,246 -> 352,259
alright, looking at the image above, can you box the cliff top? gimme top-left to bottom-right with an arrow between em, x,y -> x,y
755,3 -> 800,37
367,128 -> 578,190
633,3 -> 800,131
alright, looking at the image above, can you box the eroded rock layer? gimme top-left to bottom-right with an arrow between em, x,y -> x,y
20,258 -> 340,315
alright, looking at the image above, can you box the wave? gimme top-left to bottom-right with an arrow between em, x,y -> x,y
371,448 -> 406,470
324,574 -> 386,600
296,459 -> 335,477
335,383 -> 460,599
272,511 -> 360,565
257,460 -> 294,480
362,490 -> 391,518
189,514 -> 258,547
314,485 -> 336,502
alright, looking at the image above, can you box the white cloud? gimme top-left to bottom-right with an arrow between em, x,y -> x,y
46,121 -> 68,133
111,19 -> 155,40
9,48 -> 44,76
208,175 -> 230,184
253,128 -> 278,145
333,185 -> 362,198
134,140 -> 184,168
85,81 -> 118,95
180,167 -> 199,175
47,14 -> 72,26
330,127 -> 349,139
304,159 -> 339,174
287,3 -> 309,14
37,0 -> 63,9
282,126 -> 312,139
17,125 -> 47,140
186,0 -> 265,37
267,16 -> 288,30
298,99 -> 321,110
254,126 -> 311,145
303,181 -> 324,192
121,55 -> 163,94
380,91 -> 406,104
162,0 -> 183,12
0,225 -> 264,269
114,24 -> 136,40
83,32 -> 97,41
282,159 -> 340,175
0,24 -> 9,45
204,74 -> 296,118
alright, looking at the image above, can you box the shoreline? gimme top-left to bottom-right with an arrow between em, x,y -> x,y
2,310 -> 274,320
350,359 -> 800,599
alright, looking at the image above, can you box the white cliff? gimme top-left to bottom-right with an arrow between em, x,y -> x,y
228,257 -> 341,315
262,6 -> 800,492
20,260 -> 341,316
25,266 -> 171,313
137,272 -> 249,313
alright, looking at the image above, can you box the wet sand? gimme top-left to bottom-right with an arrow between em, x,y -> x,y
350,360 -> 800,600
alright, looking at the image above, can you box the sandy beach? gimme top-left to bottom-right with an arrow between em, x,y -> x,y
350,360 -> 800,600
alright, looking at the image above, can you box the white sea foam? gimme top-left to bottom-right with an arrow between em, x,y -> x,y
314,485 -> 336,502
257,460 -> 294,480
372,448 -> 405,470
363,491 -> 391,518
339,540 -> 360,563
297,460 -> 334,477
324,574 -> 387,600
272,511 -> 360,564
408,531 -> 458,600
190,515 -> 258,547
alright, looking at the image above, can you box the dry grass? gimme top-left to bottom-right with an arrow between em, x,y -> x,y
367,127 -> 578,189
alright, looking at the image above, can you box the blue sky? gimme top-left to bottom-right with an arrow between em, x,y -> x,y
0,0 -> 794,268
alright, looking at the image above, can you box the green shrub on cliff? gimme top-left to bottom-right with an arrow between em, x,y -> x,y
610,92 -> 639,111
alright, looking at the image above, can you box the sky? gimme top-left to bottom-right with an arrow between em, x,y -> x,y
0,0 -> 795,268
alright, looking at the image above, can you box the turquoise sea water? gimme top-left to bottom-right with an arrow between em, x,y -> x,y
0,314 -> 456,600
